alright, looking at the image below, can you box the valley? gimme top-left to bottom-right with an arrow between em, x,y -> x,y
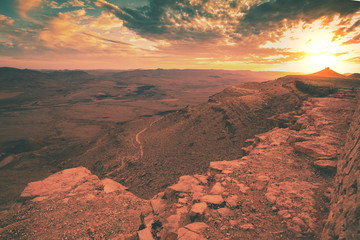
0,67 -> 359,239
0,67 -> 294,208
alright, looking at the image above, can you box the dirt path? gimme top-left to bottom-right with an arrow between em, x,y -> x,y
135,117 -> 163,157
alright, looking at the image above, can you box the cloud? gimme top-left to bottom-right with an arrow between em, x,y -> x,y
47,0 -> 87,9
82,31 -> 131,45
17,0 -> 43,19
0,15 -> 15,27
0,8 -> 156,63
92,0 -> 243,41
92,0 -> 360,44
342,33 -> 360,45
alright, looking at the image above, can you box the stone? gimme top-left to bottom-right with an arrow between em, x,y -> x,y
164,207 -> 188,232
184,222 -> 209,233
144,213 -> 154,227
192,192 -> 205,201
193,174 -> 208,184
190,202 -> 208,215
294,141 -> 338,159
239,223 -> 254,230
21,167 -> 99,199
217,207 -> 234,218
313,160 -> 337,172
292,217 -> 307,229
101,178 -> 128,193
7,167 -> 152,239
178,197 -> 188,204
160,229 -> 178,240
209,160 -> 245,175
226,195 -> 240,208
257,175 -> 270,182
150,195 -> 166,215
0,155 -> 14,168
210,182 -> 225,195
166,215 -> 180,231
200,195 -> 224,205
237,183 -> 250,194
165,176 -> 204,198
278,210 -> 292,219
137,227 -> 154,240
178,228 -> 206,240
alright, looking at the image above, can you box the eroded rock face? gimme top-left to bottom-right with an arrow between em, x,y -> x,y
137,95 -> 356,240
322,93 -> 360,240
0,167 -> 151,240
1,82 -> 358,240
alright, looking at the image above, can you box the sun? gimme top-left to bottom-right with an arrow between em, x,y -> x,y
263,18 -> 360,73
301,53 -> 338,72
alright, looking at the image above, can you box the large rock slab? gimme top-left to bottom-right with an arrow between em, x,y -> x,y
21,167 -> 100,200
322,99 -> 360,239
294,141 -> 338,159
313,160 -> 337,172
1,167 -> 151,240
164,175 -> 204,199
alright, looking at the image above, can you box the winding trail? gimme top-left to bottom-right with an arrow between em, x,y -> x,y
135,117 -> 163,158
105,117 -> 163,177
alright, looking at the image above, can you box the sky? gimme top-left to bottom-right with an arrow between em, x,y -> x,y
0,0 -> 359,73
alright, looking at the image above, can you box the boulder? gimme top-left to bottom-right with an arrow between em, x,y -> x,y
226,195 -> 240,208
138,227 -> 154,240
313,160 -> 337,172
184,222 -> 209,233
190,202 -> 208,217
101,178 -> 128,193
21,167 -> 100,199
210,182 -> 225,195
239,223 -> 255,230
200,195 -> 225,205
294,141 -> 338,159
177,228 -> 206,240
164,176 -> 204,199
217,207 -> 234,218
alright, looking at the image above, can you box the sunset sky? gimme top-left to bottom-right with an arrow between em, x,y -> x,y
0,0 -> 359,73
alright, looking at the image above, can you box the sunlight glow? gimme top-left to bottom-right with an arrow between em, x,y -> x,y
262,16 -> 360,73
302,53 -> 338,71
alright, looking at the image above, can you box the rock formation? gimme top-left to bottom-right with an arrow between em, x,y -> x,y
1,73 -> 359,239
321,94 -> 360,240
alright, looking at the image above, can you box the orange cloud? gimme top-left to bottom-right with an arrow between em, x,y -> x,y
17,0 -> 42,19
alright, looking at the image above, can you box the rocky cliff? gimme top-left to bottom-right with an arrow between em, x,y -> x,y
1,74 -> 359,239
321,91 -> 360,240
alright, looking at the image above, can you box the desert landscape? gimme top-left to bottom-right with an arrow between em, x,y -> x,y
1,67 -> 360,240
1,0 -> 360,239
0,67 -> 295,207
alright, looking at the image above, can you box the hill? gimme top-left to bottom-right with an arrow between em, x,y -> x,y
81,73 -> 360,199
308,67 -> 345,78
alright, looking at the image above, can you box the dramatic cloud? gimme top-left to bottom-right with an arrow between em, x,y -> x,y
93,0 -> 360,43
1,0 -> 359,72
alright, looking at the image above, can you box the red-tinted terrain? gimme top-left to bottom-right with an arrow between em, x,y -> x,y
0,68 -> 359,239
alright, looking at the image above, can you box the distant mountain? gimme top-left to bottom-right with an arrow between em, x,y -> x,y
46,70 -> 91,80
0,67 -> 91,81
349,73 -> 360,79
309,67 -> 345,78
0,67 -> 92,90
0,67 -> 47,81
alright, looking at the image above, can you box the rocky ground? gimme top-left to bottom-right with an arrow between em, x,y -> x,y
0,83 -> 358,239
140,94 -> 356,240
0,167 -> 151,239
